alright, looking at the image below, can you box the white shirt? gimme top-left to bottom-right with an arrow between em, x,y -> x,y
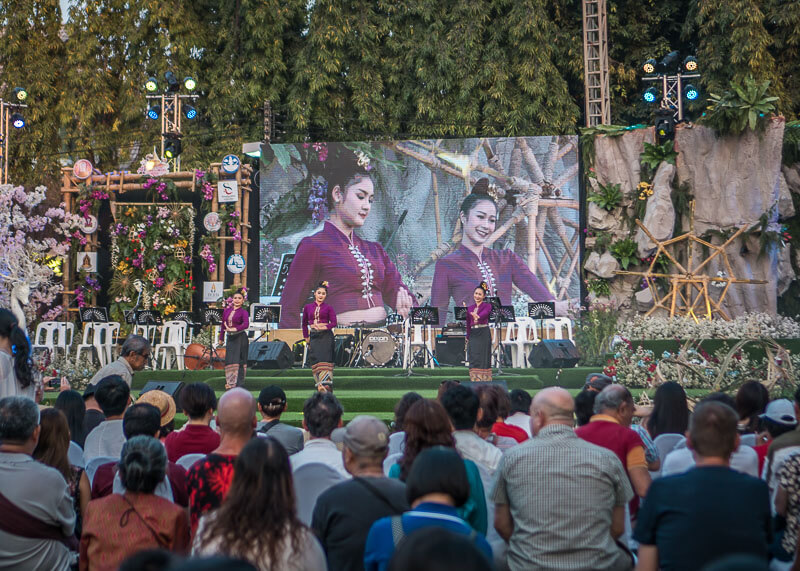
290,438 -> 350,479
453,430 -> 502,475
83,419 -> 126,463
662,445 -> 759,478
0,351 -> 35,401
505,413 -> 532,437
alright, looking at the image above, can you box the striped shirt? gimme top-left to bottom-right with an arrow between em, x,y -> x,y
491,423 -> 633,571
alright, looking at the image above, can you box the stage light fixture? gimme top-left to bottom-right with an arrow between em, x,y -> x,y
643,87 -> 658,104
183,105 -> 197,120
164,136 -> 182,159
683,56 -> 698,72
658,51 -> 680,72
684,84 -> 699,101
145,77 -> 158,92
147,104 -> 160,120
183,76 -> 196,91
164,71 -> 180,92
13,87 -> 28,102
643,59 -> 657,74
11,113 -> 26,129
654,108 -> 675,144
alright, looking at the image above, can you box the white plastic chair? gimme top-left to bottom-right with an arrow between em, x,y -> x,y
97,322 -> 120,365
85,456 -> 117,486
292,462 -> 346,525
383,452 -> 403,476
176,453 -> 206,471
75,323 -> 105,366
404,323 -> 434,369
68,441 -> 85,468
133,324 -> 160,346
113,471 -> 174,502
32,321 -> 75,358
501,317 -> 539,368
542,317 -> 574,341
154,320 -> 188,369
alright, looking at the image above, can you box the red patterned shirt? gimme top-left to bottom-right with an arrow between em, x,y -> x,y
186,453 -> 236,534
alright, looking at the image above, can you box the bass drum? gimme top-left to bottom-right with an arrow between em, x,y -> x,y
360,329 -> 397,366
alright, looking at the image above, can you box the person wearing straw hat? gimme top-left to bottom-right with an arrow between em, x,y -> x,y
137,390 -> 177,443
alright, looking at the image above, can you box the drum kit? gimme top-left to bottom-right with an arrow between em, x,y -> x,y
336,313 -> 409,368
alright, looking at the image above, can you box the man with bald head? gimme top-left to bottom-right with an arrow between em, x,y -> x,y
575,384 -> 651,517
186,388 -> 256,533
491,388 -> 634,570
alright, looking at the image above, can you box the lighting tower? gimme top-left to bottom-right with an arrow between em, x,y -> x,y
641,53 -> 701,122
144,72 -> 199,172
0,87 -> 29,185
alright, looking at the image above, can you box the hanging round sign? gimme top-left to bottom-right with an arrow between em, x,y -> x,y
221,154 -> 240,174
73,159 -> 94,180
226,254 -> 246,274
203,212 -> 222,232
79,215 -> 98,234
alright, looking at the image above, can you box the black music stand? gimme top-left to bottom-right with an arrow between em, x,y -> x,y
454,306 -> 468,322
198,308 -> 224,371
528,301 -> 556,342
135,310 -> 163,326
488,303 -> 517,376
252,304 -> 281,341
397,306 -> 439,377
79,307 -> 109,323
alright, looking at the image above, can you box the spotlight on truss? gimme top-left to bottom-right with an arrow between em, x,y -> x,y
642,59 -> 657,75
164,135 -> 182,159
145,77 -> 158,92
683,56 -> 698,72
183,105 -> 197,120
11,113 -> 26,129
183,76 -> 196,91
147,105 -> 160,120
684,84 -> 699,101
13,87 -> 28,102
164,71 -> 180,92
643,87 -> 658,104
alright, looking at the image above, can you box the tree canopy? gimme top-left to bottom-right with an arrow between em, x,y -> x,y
1,0 -> 798,183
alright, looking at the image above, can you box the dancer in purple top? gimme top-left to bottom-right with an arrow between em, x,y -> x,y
279,151 -> 414,329
220,290 -> 249,390
430,179 -> 554,326
302,282 -> 337,391
466,282 -> 493,382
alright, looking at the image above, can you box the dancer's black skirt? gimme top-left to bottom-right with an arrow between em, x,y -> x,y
225,331 -> 249,365
309,329 -> 335,366
468,326 -> 492,370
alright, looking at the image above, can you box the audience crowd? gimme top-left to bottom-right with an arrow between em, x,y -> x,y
5,331 -> 800,571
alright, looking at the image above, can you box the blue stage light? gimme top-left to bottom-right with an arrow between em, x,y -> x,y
183,105 -> 197,120
684,84 -> 699,101
11,113 -> 25,128
147,105 -> 160,120
643,87 -> 658,104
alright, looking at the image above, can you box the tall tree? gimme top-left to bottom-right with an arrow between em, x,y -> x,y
766,0 -> 800,119
481,0 -> 580,135
692,0 -> 778,96
0,0 -> 66,187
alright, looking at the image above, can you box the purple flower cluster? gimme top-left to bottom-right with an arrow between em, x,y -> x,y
111,223 -> 128,236
200,244 -> 217,273
202,181 -> 213,201
307,177 -> 328,225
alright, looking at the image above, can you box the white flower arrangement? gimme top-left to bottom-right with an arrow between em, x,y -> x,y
618,313 -> 800,340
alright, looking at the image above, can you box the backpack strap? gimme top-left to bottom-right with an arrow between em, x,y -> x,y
390,515 -> 405,547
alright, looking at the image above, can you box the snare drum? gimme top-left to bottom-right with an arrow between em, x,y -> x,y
359,329 -> 398,366
385,313 -> 405,335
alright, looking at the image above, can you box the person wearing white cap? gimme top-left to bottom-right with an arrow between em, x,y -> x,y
752,399 -> 798,474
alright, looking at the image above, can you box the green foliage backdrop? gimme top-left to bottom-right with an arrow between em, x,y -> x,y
1,0 -> 800,185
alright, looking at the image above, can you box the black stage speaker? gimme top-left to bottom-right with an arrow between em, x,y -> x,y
248,341 -> 294,370
435,336 -> 466,366
528,340 -> 579,368
334,334 -> 355,367
140,381 -> 185,402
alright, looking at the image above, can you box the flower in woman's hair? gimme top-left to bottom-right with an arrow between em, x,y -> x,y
356,150 -> 371,171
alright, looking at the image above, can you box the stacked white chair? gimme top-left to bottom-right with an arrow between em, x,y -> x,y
32,321 -> 75,359
501,317 -> 540,368
76,322 -> 111,366
404,322 -> 435,369
154,320 -> 188,369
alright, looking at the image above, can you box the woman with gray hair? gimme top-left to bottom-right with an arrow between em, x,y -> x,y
80,436 -> 189,570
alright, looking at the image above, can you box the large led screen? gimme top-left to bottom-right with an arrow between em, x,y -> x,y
259,137 -> 580,328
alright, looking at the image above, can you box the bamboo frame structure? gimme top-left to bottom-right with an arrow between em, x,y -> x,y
614,219 -> 767,321
60,163 -> 252,318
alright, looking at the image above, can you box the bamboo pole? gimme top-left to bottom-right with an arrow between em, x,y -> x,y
430,169 -> 442,246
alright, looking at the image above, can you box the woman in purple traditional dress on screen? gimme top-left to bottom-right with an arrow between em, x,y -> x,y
430,179 -> 555,326
302,282 -> 337,391
279,150 -> 415,329
466,282 -> 493,382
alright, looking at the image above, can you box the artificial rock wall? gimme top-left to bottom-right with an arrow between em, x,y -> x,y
585,117 -> 792,317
